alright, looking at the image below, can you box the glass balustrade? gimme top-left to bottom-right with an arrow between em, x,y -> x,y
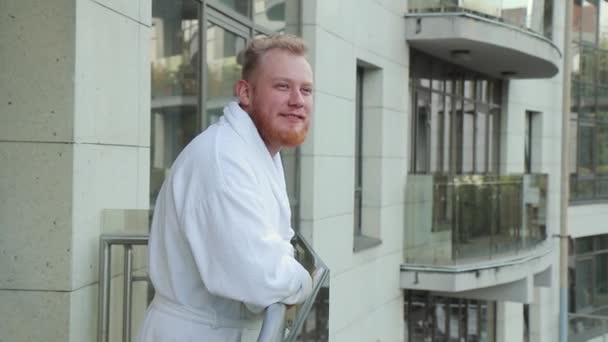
404,174 -> 548,265
407,0 -> 554,39
97,210 -> 329,342
569,313 -> 608,342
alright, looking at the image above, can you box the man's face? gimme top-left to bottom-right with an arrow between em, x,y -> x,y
238,49 -> 313,154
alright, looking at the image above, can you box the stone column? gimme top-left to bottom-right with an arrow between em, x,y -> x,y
0,0 -> 150,341
496,301 -> 524,342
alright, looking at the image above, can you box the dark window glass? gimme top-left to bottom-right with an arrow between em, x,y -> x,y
253,0 -> 289,32
404,290 -> 496,342
409,50 -> 501,175
150,0 -> 200,204
576,237 -> 595,254
575,258 -> 594,310
600,235 -> 608,250
205,24 -> 246,126
216,0 -> 250,17
354,67 -> 363,234
595,254 -> 608,305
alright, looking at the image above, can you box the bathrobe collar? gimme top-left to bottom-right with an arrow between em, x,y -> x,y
222,101 -> 292,233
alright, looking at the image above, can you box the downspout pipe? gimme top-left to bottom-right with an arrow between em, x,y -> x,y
559,1 -> 573,341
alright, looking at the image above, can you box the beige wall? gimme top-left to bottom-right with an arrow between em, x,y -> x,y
0,0 -> 150,340
299,1 -> 408,341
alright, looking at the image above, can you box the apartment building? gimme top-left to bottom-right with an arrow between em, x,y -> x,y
1,0 -> 607,341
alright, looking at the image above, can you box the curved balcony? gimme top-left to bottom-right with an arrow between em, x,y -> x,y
405,1 -> 560,79
401,174 -> 552,298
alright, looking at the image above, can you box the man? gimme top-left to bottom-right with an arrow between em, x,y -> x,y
137,35 -> 314,341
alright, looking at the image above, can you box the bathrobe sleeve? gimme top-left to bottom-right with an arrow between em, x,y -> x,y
182,151 -> 312,310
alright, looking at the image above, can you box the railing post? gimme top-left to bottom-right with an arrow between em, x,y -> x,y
123,245 -> 134,342
98,239 -> 111,342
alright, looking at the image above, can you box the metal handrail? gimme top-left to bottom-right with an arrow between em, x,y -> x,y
257,303 -> 287,342
97,233 -> 149,342
97,232 -> 328,342
285,233 -> 330,342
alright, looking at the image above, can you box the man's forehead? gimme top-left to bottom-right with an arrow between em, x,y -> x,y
254,50 -> 312,81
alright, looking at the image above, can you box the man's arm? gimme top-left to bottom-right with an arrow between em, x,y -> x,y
182,155 -> 312,309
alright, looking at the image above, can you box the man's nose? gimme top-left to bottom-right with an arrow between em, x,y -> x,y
288,88 -> 305,107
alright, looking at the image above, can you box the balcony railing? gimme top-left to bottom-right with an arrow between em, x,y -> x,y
569,313 -> 608,342
97,231 -> 329,342
570,173 -> 608,203
405,173 -> 548,265
407,0 -> 554,39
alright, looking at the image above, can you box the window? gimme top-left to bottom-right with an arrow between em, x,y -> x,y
525,111 -> 541,174
354,66 -> 364,237
404,290 -> 496,342
570,234 -> 608,313
150,0 -> 303,215
409,50 -> 502,175
570,0 -> 608,203
353,62 -> 383,252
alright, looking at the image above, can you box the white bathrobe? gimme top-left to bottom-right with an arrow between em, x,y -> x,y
137,102 -> 312,342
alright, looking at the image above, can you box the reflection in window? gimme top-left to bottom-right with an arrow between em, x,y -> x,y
150,0 -> 200,204
217,0 -> 250,17
571,234 -> 608,313
205,24 -> 246,126
576,259 -> 594,311
409,50 -> 501,175
254,0 -> 287,31
570,0 -> 608,202
404,290 -> 496,342
582,0 -> 599,44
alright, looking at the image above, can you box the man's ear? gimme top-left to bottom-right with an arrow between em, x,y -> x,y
235,79 -> 251,106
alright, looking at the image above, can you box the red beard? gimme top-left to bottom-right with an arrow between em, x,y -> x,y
250,110 -> 310,148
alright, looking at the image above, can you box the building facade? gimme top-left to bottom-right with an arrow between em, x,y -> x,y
1,0 -> 607,341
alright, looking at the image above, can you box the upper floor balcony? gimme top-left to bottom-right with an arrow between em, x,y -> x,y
401,174 -> 553,299
404,0 -> 561,79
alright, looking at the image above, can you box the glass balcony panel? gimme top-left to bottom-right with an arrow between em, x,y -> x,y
578,124 -> 595,174
569,314 -> 608,341
462,178 -> 494,260
461,0 -> 501,18
522,174 -> 548,248
407,0 -> 553,39
493,176 -> 523,254
408,0 -> 458,12
287,232 -> 330,342
405,174 -> 548,265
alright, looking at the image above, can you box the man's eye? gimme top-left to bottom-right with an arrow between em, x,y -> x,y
276,83 -> 289,89
302,87 -> 313,95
